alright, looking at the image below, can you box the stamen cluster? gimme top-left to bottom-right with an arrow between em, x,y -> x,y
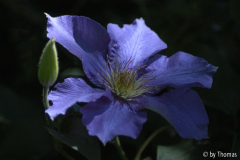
98,56 -> 156,101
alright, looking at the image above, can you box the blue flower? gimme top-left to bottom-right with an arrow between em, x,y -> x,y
45,14 -> 217,145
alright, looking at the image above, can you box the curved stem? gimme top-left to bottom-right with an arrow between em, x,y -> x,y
114,136 -> 128,160
134,126 -> 170,160
43,87 -> 49,109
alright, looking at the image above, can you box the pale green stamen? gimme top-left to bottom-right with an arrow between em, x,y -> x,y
98,56 -> 158,101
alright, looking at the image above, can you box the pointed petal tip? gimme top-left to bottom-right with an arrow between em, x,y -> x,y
44,12 -> 50,18
137,17 -> 145,22
107,17 -> 168,67
45,109 -> 63,120
146,51 -> 217,88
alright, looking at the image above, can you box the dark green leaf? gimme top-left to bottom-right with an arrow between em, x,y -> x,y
157,139 -> 225,160
157,140 -> 195,160
47,117 -> 101,160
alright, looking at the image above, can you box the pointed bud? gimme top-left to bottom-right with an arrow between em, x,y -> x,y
38,38 -> 59,87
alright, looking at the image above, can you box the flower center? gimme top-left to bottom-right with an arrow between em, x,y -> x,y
98,56 -> 157,101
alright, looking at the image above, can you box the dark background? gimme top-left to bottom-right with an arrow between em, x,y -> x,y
0,0 -> 240,159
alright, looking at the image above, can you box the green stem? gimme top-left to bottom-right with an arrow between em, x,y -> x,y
42,87 -> 75,160
134,126 -> 170,160
114,136 -> 128,160
43,87 -> 49,109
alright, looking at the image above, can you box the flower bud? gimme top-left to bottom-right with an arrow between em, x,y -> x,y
38,38 -> 59,87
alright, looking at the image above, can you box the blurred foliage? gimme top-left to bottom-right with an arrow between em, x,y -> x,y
47,111 -> 101,160
157,140 -> 196,160
0,0 -> 240,159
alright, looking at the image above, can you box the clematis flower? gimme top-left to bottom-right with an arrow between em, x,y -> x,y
45,14 -> 217,145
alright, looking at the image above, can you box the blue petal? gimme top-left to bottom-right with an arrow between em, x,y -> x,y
145,51 -> 218,88
81,50 -> 107,88
143,88 -> 209,140
107,18 -> 167,67
46,78 -> 104,120
46,14 -> 110,60
81,90 -> 147,145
